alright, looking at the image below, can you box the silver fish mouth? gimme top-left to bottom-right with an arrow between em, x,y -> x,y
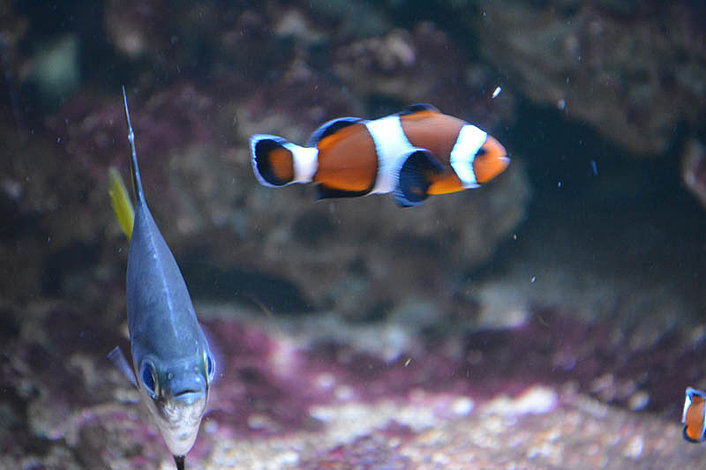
141,388 -> 209,456
157,417 -> 202,457
173,389 -> 204,403
158,397 -> 208,456
160,393 -> 207,423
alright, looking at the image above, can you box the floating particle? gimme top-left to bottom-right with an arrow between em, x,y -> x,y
590,160 -> 598,176
492,86 -> 502,98
682,139 -> 706,208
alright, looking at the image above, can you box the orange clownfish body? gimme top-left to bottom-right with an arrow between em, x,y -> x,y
683,387 -> 706,443
250,104 -> 509,207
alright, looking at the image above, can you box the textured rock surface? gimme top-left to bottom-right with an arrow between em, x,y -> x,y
2,302 -> 706,469
473,0 -> 706,156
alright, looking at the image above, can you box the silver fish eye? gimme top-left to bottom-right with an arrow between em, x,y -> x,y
206,352 -> 216,383
140,361 -> 158,398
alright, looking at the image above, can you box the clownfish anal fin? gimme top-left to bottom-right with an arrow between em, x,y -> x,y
306,117 -> 363,147
316,185 -> 369,200
394,149 -> 444,207
399,103 -> 440,116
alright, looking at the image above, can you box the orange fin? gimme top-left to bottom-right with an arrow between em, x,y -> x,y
250,135 -> 295,187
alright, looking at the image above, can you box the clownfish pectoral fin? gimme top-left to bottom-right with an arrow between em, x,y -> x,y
108,346 -> 138,387
306,117 -> 364,147
394,149 -> 444,207
316,185 -> 369,200
398,103 -> 440,116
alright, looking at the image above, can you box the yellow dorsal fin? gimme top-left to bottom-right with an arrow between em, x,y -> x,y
108,167 -> 135,240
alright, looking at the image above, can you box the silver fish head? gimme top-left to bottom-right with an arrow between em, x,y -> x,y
136,349 -> 216,456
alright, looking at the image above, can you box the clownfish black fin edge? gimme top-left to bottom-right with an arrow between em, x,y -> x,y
683,425 -> 705,443
394,149 -> 444,207
398,103 -> 440,116
686,387 -> 706,400
250,134 -> 295,187
316,185 -> 370,200
306,117 -> 364,147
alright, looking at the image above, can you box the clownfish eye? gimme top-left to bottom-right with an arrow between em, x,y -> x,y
140,362 -> 158,398
206,354 -> 216,383
475,146 -> 487,157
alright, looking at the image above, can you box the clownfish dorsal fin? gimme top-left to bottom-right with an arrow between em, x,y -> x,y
398,103 -> 440,116
394,148 -> 444,207
306,117 -> 363,147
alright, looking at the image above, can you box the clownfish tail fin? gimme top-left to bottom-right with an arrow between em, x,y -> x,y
250,135 -> 296,187
394,149 -> 444,207
250,134 -> 318,187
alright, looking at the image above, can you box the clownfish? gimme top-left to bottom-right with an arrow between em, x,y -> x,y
250,104 -> 509,207
682,387 -> 706,443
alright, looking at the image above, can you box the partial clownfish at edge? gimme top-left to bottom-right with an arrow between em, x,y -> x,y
683,387 -> 706,443
249,104 -> 510,207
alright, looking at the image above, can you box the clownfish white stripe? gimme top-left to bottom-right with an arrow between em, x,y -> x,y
288,143 -> 318,183
365,115 -> 417,195
450,125 -> 487,188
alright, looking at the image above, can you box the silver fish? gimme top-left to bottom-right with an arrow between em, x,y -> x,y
109,87 -> 216,470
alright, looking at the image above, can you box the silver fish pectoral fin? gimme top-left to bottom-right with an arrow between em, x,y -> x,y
108,346 -> 138,387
